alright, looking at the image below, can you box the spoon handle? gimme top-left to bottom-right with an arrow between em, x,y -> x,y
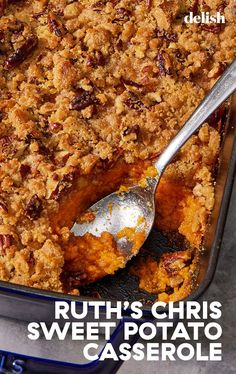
155,58 -> 236,175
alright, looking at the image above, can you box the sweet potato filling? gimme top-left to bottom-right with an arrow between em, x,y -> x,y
155,179 -> 207,248
48,159 -> 206,300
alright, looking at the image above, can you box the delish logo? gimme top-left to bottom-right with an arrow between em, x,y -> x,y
184,11 -> 225,24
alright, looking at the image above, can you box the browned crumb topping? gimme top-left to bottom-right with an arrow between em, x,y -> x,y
0,0 -> 235,295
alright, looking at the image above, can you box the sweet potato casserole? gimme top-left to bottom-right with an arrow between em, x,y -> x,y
0,0 -> 235,301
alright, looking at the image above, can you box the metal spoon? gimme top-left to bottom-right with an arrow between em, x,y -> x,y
72,59 -> 236,263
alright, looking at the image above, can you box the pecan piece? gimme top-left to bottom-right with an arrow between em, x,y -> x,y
9,0 -> 25,3
175,49 -> 186,63
87,51 -> 106,68
38,142 -> 52,157
189,0 -> 199,15
32,11 -> 45,19
156,28 -> 177,43
48,12 -> 66,37
115,39 -> 123,51
0,135 -> 11,147
49,122 -> 63,132
25,134 -> 52,158
110,0 -> 120,4
5,35 -> 38,69
0,234 -> 12,255
146,0 -> 152,10
123,92 -> 145,111
26,195 -> 43,220
55,153 -> 70,167
0,0 -> 7,15
41,93 -> 57,103
0,198 -> 8,212
121,78 -> 143,89
92,0 -> 106,10
19,164 -> 31,178
123,124 -> 140,137
52,173 -> 59,181
51,172 -> 77,200
70,90 -> 98,111
156,52 -> 172,76
161,252 -> 192,274
207,105 -> 226,130
218,2 -> 226,13
112,8 -> 131,24
201,24 -> 221,34
0,30 -> 4,43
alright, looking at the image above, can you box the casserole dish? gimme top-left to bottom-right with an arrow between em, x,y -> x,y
0,0 -> 236,370
0,94 -> 235,373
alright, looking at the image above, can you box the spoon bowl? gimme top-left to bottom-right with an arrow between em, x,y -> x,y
72,177 -> 158,258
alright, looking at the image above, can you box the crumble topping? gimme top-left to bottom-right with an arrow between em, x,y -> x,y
0,0 -> 235,297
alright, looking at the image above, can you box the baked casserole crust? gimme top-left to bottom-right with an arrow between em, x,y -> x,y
0,0 -> 235,300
